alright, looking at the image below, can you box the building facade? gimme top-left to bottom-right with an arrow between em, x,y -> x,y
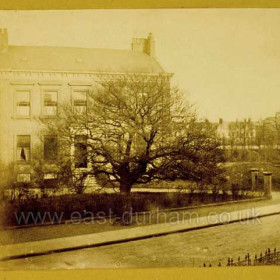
0,29 -> 170,186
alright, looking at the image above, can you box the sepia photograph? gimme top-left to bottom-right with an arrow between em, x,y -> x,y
0,8 -> 280,271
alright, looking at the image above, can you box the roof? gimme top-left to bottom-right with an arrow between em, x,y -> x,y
0,45 -> 165,74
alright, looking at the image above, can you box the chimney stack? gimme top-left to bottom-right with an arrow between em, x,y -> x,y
131,33 -> 155,57
0,28 -> 8,53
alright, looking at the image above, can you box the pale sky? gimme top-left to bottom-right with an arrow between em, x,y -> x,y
0,9 -> 280,122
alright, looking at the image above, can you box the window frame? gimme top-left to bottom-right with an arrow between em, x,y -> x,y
14,90 -> 31,118
69,85 -> 92,116
43,135 -> 58,162
43,90 -> 58,117
40,85 -> 60,118
16,135 -> 31,163
72,90 -> 88,115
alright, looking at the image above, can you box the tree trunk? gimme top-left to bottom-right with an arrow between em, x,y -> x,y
119,181 -> 133,225
119,182 -> 132,194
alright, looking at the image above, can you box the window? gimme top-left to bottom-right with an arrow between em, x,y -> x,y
73,91 -> 87,114
74,135 -> 87,168
44,173 -> 57,179
43,91 -> 57,116
43,173 -> 58,188
17,135 -> 30,162
16,91 -> 30,116
17,173 -> 31,182
44,136 -> 58,161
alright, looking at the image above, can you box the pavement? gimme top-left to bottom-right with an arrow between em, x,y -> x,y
1,200 -> 280,262
2,196 -> 274,246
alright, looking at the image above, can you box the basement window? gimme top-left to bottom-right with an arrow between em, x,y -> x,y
17,173 -> 31,182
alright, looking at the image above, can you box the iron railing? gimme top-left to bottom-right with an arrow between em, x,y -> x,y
203,247 -> 280,267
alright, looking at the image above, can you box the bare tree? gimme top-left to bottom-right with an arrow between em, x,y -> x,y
255,118 -> 277,161
162,119 -> 225,188
273,113 -> 280,150
41,75 -> 222,196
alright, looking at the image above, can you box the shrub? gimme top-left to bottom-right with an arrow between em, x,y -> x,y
0,190 -> 252,227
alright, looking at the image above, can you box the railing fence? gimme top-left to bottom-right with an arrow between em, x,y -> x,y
203,247 -> 280,267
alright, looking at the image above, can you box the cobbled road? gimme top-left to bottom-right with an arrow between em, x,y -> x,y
1,210 -> 280,269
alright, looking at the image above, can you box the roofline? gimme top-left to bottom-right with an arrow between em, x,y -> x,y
6,44 -> 143,52
0,69 -> 174,77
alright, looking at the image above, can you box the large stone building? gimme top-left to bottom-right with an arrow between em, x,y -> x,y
216,113 -> 280,150
216,118 -> 256,148
0,29 -> 170,185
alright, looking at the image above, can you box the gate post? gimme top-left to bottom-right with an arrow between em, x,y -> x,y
263,172 -> 272,198
250,168 -> 259,191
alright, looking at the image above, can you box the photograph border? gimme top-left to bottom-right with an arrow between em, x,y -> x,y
0,0 -> 280,279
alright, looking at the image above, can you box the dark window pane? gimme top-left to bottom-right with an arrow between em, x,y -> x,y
74,135 -> 87,168
44,136 -> 58,161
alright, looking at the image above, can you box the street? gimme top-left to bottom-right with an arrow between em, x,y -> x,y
1,212 -> 280,269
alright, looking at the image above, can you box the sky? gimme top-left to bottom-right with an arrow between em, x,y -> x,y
0,9 -> 280,122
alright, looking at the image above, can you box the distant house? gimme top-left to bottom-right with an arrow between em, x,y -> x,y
216,118 -> 256,149
216,113 -> 280,151
0,29 -> 171,184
